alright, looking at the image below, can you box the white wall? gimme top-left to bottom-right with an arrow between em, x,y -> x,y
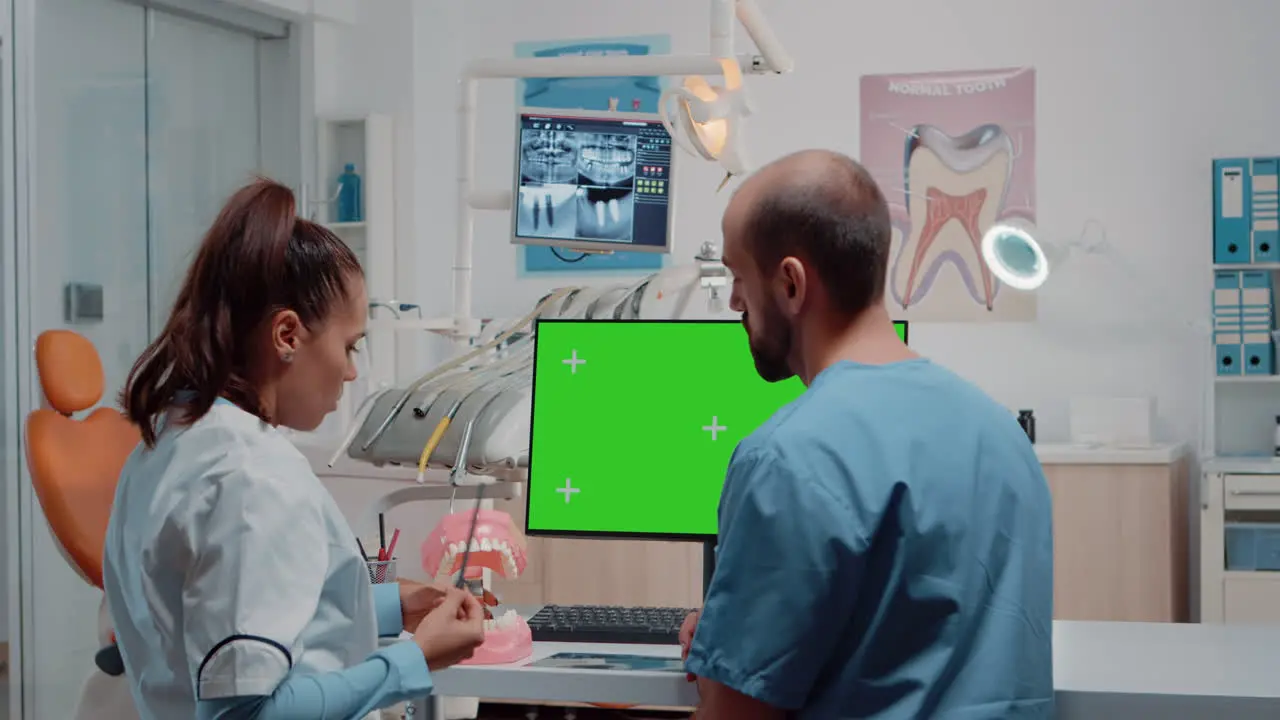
312,0 -> 429,379
401,0 -> 1280,455
309,1 -> 451,578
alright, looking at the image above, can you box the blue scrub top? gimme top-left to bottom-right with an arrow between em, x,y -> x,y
685,359 -> 1055,718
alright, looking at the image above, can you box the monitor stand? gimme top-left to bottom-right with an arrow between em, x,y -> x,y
702,538 -> 716,600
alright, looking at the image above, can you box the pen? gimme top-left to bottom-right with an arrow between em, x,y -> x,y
455,483 -> 486,589
378,514 -> 387,560
355,537 -> 370,561
386,529 -> 401,561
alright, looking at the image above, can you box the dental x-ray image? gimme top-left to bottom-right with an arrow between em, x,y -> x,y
521,129 -> 580,185
576,186 -> 634,242
517,184 -> 579,239
576,133 -> 637,187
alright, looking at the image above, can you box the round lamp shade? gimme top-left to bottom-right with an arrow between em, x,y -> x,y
981,223 -> 1050,290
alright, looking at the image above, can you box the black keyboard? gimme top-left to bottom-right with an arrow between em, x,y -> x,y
528,604 -> 695,645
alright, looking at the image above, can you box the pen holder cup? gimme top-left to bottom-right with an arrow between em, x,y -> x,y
366,559 -> 396,585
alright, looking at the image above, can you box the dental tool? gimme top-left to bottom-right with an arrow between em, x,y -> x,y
411,338 -> 535,418
414,359 -> 532,482
416,404 -> 458,484
448,372 -> 527,492
622,276 -> 654,319
354,287 -> 576,456
454,482 -> 486,589
325,384 -> 393,468
405,288 -> 564,419
609,274 -> 655,320
371,300 -> 423,319
369,300 -> 402,320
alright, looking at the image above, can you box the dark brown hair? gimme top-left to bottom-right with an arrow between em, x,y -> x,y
122,177 -> 363,447
746,153 -> 892,317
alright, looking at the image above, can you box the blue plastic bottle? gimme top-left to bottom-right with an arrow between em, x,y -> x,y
337,163 -> 363,223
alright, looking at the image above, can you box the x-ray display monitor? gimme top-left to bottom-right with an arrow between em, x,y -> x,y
513,108 -> 676,255
525,319 -> 909,540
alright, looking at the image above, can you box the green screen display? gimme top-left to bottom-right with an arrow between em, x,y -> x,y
526,320 -> 906,539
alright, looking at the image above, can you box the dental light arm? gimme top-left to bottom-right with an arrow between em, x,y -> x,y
451,0 -> 792,340
736,0 -> 794,74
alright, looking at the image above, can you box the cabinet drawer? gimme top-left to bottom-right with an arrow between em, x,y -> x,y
1225,574 -> 1280,623
1224,474 -> 1280,510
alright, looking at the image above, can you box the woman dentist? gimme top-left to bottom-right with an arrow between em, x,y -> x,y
103,178 -> 484,719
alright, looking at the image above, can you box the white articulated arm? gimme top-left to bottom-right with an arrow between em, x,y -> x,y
450,0 -> 793,340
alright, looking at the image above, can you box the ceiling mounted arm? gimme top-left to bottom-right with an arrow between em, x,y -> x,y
736,0 -> 794,74
448,0 -> 794,340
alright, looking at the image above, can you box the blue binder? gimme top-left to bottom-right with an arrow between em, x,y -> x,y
1215,159 -> 1250,264
1214,271 -> 1244,375
1250,158 -> 1280,263
1241,270 -> 1275,375
1214,157 -> 1280,264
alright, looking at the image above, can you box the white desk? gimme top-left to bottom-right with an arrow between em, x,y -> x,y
415,610 -> 1280,719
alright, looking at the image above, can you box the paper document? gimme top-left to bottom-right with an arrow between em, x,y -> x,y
529,652 -> 685,673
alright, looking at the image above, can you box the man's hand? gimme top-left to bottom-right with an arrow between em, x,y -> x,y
399,579 -> 449,632
680,609 -> 700,682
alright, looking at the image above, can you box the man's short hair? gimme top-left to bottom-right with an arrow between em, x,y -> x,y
744,155 -> 892,317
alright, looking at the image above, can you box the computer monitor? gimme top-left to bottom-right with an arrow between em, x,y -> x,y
512,108 -> 676,255
525,319 -> 909,540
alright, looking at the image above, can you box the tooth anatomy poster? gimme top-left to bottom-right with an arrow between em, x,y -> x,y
514,35 -> 671,275
860,67 -> 1036,322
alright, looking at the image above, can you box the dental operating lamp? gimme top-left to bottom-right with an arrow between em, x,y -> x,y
981,219 -> 1211,456
449,0 -> 794,343
980,220 -> 1110,291
660,57 -> 753,190
981,217 -> 1206,343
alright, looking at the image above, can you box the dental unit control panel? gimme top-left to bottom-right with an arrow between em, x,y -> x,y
513,108 -> 676,255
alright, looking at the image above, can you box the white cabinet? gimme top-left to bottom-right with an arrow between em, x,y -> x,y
1201,469 -> 1280,623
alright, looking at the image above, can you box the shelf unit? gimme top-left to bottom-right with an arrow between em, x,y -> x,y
1203,157 -> 1280,620
288,113 -> 399,449
1207,258 -> 1280,460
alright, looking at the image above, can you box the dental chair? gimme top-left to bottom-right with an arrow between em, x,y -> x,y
25,329 -> 140,720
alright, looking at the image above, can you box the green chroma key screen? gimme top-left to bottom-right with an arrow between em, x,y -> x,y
525,319 -> 908,539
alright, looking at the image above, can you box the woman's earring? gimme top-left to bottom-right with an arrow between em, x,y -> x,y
281,350 -> 294,363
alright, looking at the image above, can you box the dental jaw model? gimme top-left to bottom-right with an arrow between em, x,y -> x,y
421,509 -> 532,664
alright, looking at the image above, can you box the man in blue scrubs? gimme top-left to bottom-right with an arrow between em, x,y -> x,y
681,150 -> 1054,719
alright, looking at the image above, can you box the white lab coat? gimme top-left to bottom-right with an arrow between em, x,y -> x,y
103,400 -> 381,720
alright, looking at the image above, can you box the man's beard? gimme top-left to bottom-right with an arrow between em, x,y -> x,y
744,302 -> 794,383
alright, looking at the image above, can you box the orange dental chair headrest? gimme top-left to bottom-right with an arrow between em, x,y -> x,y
25,330 -> 140,589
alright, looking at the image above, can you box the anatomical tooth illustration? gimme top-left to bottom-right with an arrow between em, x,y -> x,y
859,66 -> 1036,321
896,123 -> 1013,311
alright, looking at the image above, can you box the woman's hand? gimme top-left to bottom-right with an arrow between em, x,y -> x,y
413,587 -> 486,671
398,580 -> 449,632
